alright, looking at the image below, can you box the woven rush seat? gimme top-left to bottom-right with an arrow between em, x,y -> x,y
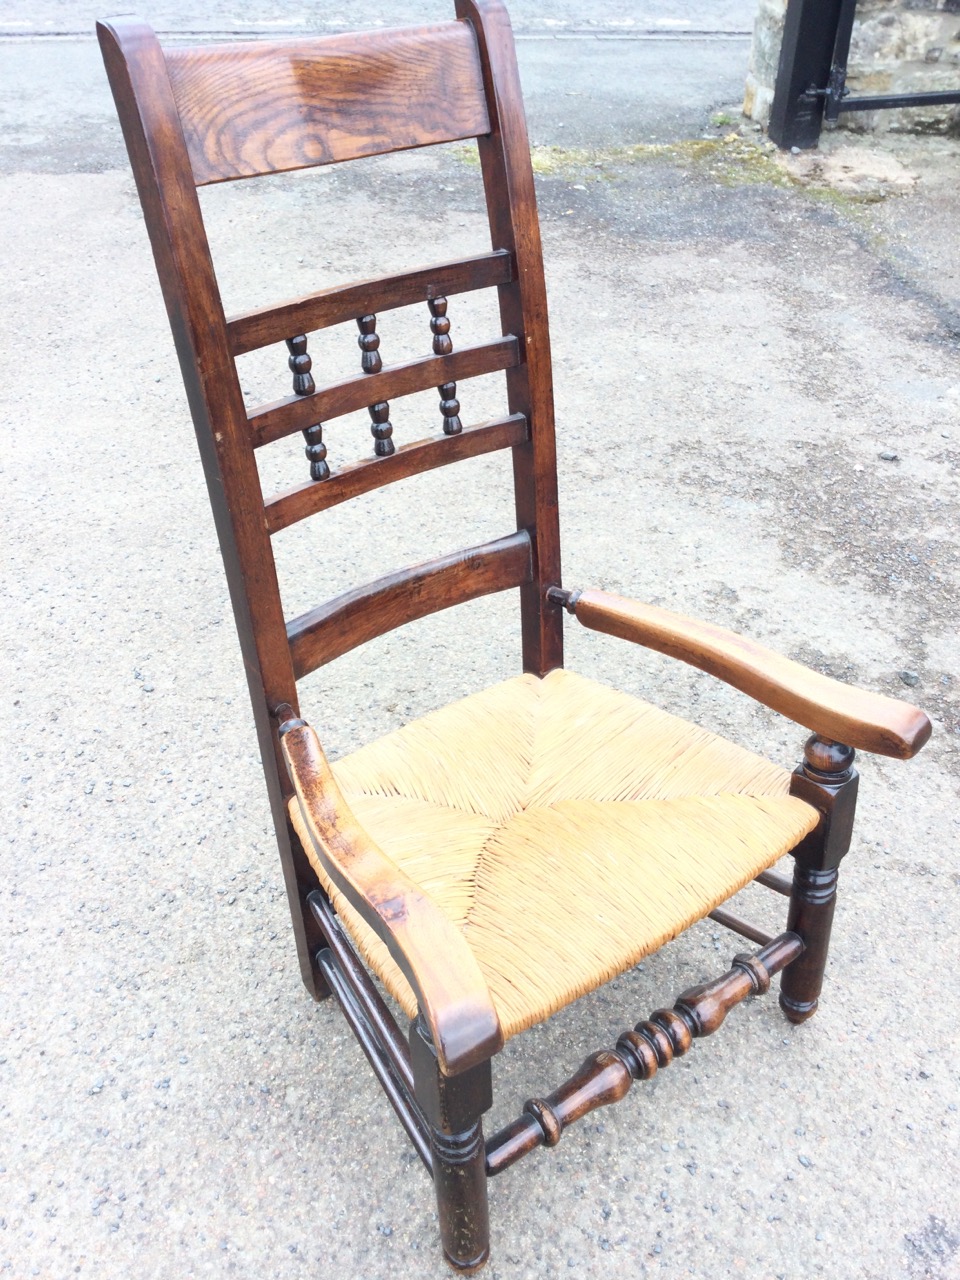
289,669 -> 820,1040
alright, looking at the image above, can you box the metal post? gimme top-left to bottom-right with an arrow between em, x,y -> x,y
768,0 -> 845,150
823,0 -> 858,124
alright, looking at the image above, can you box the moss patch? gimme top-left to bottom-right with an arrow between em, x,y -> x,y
456,134 -> 904,210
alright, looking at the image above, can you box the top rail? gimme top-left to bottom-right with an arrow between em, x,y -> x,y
166,22 -> 490,185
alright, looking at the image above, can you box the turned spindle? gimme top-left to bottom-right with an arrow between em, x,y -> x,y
484,932 -> 803,1176
285,334 -> 329,481
428,296 -> 462,435
357,314 -> 394,456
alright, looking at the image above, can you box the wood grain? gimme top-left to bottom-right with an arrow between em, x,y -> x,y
287,531 -> 532,678
265,415 -> 527,533
102,6 -> 891,1267
250,336 -> 519,447
282,723 -> 504,1076
165,23 -> 490,185
571,587 -> 932,759
227,251 -> 513,356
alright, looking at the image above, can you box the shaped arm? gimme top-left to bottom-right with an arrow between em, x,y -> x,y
557,587 -> 931,760
281,721 -> 503,1075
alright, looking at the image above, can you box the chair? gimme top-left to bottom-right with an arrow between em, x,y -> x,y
97,5 -> 931,1271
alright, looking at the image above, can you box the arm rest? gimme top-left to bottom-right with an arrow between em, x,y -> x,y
566,587 -> 931,760
281,721 -> 503,1075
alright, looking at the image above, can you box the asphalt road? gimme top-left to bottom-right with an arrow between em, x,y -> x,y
0,10 -> 753,178
1,0 -> 756,37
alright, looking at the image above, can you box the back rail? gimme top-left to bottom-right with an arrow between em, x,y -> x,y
165,22 -> 490,186
228,251 -> 513,356
250,336 -> 519,447
288,531 -> 533,677
266,414 -> 527,534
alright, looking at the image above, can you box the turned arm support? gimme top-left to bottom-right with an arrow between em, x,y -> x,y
280,719 -> 503,1076
551,587 -> 931,760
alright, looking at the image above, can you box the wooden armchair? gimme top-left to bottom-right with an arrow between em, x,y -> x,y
98,5 -> 931,1271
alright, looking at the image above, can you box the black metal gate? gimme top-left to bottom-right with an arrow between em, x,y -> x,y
769,0 -> 960,149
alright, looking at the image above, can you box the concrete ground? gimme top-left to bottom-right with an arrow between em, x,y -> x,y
2,6 -> 959,1280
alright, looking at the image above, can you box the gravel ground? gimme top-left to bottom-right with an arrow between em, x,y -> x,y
2,16 -> 959,1280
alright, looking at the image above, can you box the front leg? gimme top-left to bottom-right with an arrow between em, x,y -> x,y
410,1017 -> 493,1273
781,735 -> 859,1023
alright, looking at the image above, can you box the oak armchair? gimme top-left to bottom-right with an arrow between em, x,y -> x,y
98,4 -> 930,1272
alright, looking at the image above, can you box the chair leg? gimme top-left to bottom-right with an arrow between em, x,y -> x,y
780,864 -> 838,1023
781,734 -> 859,1024
410,1017 -> 493,1273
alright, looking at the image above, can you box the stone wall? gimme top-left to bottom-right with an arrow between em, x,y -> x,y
744,0 -> 790,125
744,0 -> 960,134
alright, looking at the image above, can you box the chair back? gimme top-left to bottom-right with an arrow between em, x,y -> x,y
98,2 -> 563,987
